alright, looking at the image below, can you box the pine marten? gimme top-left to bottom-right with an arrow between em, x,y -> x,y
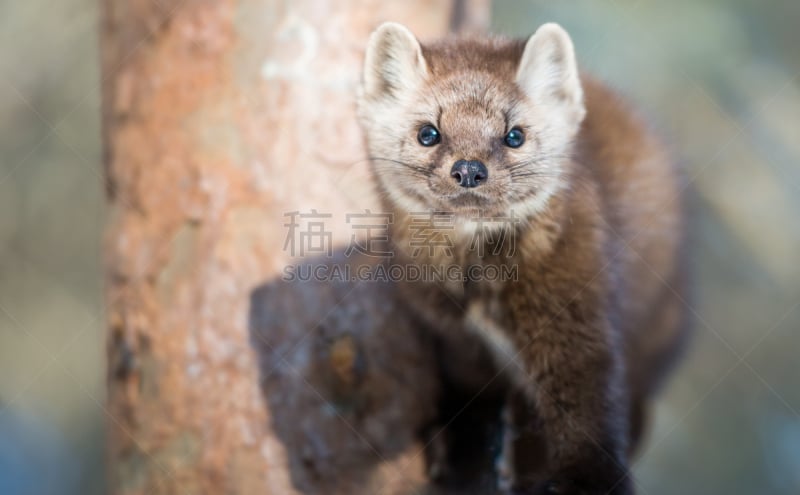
357,22 -> 689,495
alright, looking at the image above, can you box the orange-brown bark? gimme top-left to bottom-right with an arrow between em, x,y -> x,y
101,1 -> 489,493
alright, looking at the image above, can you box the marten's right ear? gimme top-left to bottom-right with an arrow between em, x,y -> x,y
362,22 -> 428,101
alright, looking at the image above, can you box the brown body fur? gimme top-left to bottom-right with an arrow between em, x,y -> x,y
358,25 -> 688,495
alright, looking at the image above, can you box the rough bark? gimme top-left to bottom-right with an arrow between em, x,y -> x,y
101,1 -> 490,494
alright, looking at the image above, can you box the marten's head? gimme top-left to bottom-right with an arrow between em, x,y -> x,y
358,23 -> 585,222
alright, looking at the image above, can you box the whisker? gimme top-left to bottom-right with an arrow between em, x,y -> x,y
369,156 -> 432,177
507,154 -> 571,172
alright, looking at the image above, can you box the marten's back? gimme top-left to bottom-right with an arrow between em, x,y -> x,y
579,77 -> 687,387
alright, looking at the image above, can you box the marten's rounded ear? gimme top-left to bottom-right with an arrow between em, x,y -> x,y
517,23 -> 585,127
362,22 -> 428,101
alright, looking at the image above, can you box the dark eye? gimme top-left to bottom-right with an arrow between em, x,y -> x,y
504,127 -> 525,148
417,124 -> 441,147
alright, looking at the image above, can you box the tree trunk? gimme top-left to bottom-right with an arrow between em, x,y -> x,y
100,1 -> 489,494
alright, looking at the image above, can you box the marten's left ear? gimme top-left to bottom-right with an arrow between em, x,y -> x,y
517,23 -> 585,129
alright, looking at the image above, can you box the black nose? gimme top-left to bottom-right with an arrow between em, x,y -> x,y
450,159 -> 488,188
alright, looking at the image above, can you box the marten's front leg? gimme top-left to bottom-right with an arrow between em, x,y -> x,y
508,312 -> 633,495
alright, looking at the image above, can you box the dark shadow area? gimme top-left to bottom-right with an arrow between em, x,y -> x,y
249,251 -> 523,494
249,251 -> 442,493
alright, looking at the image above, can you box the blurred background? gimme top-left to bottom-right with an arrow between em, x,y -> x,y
0,0 -> 798,494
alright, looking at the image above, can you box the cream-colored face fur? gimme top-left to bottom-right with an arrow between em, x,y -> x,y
358,22 -> 585,222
